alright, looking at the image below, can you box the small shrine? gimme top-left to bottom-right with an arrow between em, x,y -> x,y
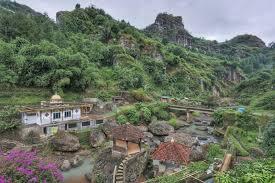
112,123 -> 144,155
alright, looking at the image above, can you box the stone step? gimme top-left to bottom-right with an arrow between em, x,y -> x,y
116,172 -> 123,176
118,165 -> 124,169
116,181 -> 124,183
117,169 -> 123,174
116,176 -> 124,181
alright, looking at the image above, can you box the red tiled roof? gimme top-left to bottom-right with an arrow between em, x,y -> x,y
112,124 -> 144,142
152,142 -> 191,165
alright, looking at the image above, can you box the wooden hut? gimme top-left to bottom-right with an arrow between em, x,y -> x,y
112,124 -> 144,155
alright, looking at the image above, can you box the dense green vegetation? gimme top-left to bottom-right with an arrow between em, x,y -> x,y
215,159 -> 275,183
0,0 -> 273,115
0,106 -> 19,133
262,119 -> 275,157
0,1 -> 274,183
116,102 -> 170,125
0,0 -> 260,100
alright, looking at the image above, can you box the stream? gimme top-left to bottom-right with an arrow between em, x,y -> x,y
63,158 -> 93,183
176,124 -> 222,145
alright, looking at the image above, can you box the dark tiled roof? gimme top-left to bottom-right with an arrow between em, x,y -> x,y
112,124 -> 144,142
152,142 -> 191,165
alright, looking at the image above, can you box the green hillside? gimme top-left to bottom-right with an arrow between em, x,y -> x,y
0,0 -> 274,109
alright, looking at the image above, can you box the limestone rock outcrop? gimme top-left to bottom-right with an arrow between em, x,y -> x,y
144,13 -> 193,47
50,131 -> 80,152
90,128 -> 106,148
149,122 -> 174,136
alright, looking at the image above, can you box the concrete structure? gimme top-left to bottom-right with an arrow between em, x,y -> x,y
20,94 -> 109,136
168,105 -> 214,122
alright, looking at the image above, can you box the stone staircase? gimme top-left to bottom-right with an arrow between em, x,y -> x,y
115,155 -> 132,183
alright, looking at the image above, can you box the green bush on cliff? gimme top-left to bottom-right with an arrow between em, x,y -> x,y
262,119 -> 275,157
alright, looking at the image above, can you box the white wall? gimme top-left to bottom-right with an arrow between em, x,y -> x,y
72,108 -> 81,119
22,107 -> 81,126
22,113 -> 39,125
41,111 -> 51,125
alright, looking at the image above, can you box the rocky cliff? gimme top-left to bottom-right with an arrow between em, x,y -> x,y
144,13 -> 193,47
226,34 -> 266,48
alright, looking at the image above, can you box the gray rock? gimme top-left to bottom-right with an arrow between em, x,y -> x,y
249,147 -> 265,158
51,132 -> 80,152
190,145 -> 206,161
149,122 -> 174,136
152,137 -> 161,146
90,129 -> 106,148
92,148 -> 124,183
71,155 -> 83,168
0,141 -> 16,152
61,160 -> 71,171
196,126 -> 208,131
137,125 -> 148,132
164,133 -> 198,147
144,132 -> 153,139
102,121 -> 119,139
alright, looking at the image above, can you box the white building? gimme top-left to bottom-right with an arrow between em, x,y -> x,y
20,94 -> 107,136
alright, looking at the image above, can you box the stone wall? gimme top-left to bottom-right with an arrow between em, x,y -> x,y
124,150 -> 149,183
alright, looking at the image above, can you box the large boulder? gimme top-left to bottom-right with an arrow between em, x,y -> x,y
164,133 -> 198,147
137,125 -> 148,132
0,140 -> 16,152
90,129 -> 106,148
249,147 -> 265,158
149,122 -> 174,136
50,131 -> 80,152
61,160 -> 71,171
71,155 -> 83,168
24,130 -> 41,144
102,121 -> 119,139
190,145 -> 207,161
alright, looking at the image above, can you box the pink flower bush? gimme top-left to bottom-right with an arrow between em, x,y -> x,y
0,149 -> 63,183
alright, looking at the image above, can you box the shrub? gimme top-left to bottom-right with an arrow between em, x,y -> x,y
235,111 -> 256,130
213,109 -> 258,131
255,91 -> 275,110
168,118 -> 178,129
262,119 -> 275,157
0,106 -> 20,133
0,150 -> 63,182
117,115 -> 127,125
207,144 -> 224,161
126,108 -> 140,125
188,161 -> 209,172
24,130 -> 41,145
74,129 -> 91,147
130,89 -> 151,102
213,109 -> 237,127
215,160 -> 275,183
139,107 -> 151,124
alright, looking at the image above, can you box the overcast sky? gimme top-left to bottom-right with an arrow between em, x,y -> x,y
16,0 -> 275,44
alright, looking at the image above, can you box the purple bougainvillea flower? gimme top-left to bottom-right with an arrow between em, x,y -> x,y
1,149 -> 63,182
17,166 -> 34,176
